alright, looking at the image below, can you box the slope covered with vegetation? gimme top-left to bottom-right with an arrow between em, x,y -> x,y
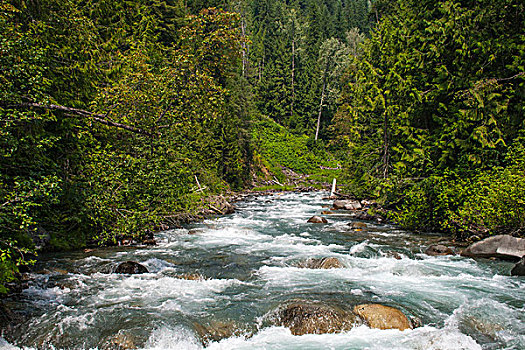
333,0 -> 525,239
252,117 -> 342,189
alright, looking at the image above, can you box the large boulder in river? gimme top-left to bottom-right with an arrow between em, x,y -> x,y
511,257 -> 525,276
114,261 -> 148,274
274,301 -> 358,335
425,244 -> 455,256
333,200 -> 362,210
307,215 -> 328,224
353,304 -> 412,331
460,235 -> 525,260
296,257 -> 344,269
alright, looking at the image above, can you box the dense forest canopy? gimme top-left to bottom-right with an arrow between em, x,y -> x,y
333,0 -> 524,237
1,0 -> 524,293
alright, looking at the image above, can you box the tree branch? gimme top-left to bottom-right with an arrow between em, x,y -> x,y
495,71 -> 524,82
4,102 -> 155,136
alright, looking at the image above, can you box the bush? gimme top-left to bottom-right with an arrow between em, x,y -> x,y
394,168 -> 525,239
252,117 -> 342,184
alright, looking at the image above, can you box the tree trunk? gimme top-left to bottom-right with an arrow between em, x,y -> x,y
241,17 -> 247,77
315,81 -> 326,141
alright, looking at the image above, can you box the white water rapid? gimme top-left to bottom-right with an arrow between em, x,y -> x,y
2,192 -> 524,349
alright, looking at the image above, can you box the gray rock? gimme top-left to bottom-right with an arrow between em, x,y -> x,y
425,244 -> 455,256
511,257 -> 525,276
307,215 -> 328,224
353,211 -> 378,221
273,301 -> 358,335
296,257 -> 344,269
333,200 -> 362,210
361,199 -> 377,207
460,235 -> 525,260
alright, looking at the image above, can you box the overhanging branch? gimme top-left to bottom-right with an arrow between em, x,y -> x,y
3,102 -> 155,136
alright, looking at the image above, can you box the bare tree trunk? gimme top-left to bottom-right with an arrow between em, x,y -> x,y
241,17 -> 247,77
315,81 -> 326,141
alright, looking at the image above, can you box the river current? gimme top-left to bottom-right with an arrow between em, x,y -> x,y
2,192 -> 524,349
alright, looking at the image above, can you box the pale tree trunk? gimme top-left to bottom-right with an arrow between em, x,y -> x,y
315,81 -> 326,141
241,17 -> 247,77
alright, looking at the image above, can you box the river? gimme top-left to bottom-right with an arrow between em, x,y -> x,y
2,192 -> 524,349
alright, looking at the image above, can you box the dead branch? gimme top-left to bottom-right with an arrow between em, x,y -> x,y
4,102 -> 155,136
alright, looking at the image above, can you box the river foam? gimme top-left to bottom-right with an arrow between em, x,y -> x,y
137,324 -> 482,350
5,192 -> 524,349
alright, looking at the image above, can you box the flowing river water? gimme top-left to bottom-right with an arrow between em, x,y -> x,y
2,192 -> 524,349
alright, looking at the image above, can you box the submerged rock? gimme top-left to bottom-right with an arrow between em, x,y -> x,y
511,257 -> 525,276
307,215 -> 328,224
100,332 -> 139,350
460,235 -> 525,260
102,329 -> 148,350
425,244 -> 455,256
114,261 -> 149,274
0,301 -> 23,329
194,320 -> 244,345
177,273 -> 205,280
296,257 -> 344,269
274,301 -> 358,335
353,304 -> 412,331
333,200 -> 362,210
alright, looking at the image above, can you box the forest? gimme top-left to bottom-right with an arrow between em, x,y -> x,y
0,0 -> 523,293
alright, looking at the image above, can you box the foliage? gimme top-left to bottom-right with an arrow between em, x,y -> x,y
395,165 -> 525,239
252,117 -> 342,184
0,0 -> 372,293
0,0 -> 251,292
334,0 -> 525,238
244,0 -> 374,136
